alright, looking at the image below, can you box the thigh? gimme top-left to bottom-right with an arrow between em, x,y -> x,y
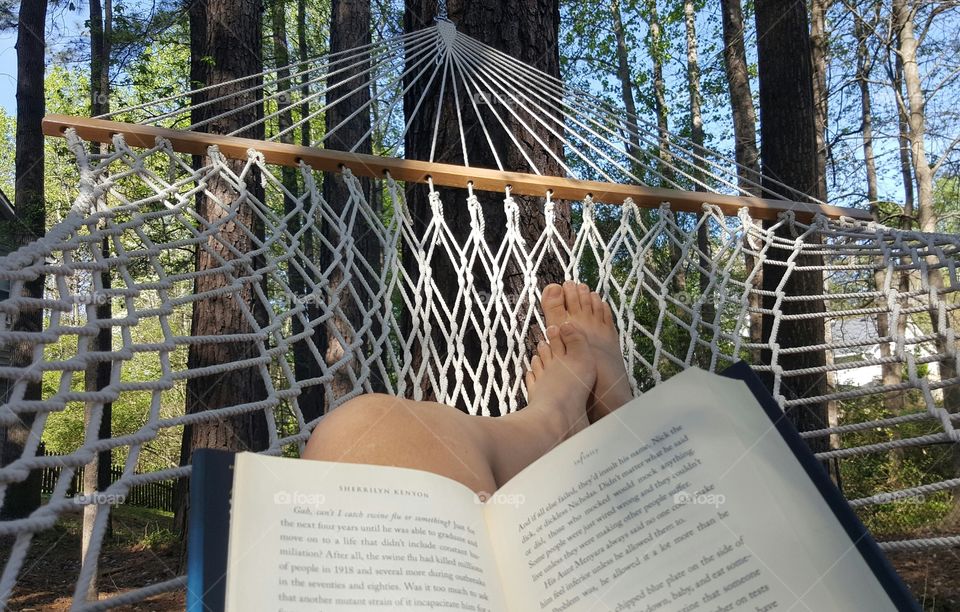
302,393 -> 499,496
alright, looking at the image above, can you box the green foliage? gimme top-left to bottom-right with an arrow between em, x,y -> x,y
135,526 -> 179,551
933,176 -> 959,235
838,386 -> 954,536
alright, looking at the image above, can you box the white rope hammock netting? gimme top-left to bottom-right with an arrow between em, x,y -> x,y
0,21 -> 957,610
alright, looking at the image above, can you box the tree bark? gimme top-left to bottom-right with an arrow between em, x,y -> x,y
644,0 -> 685,296
808,0 -> 837,464
322,0 -> 382,406
719,0 -> 762,361
683,0 -> 713,365
612,0 -> 641,165
402,0 -> 571,412
271,0 -> 324,422
755,0 -> 828,453
645,0 -> 673,187
0,0 -> 47,521
82,0 -> 114,599
810,0 -> 830,199
175,0 -> 269,561
892,0 -> 960,519
297,0 -> 311,149
857,9 -> 904,418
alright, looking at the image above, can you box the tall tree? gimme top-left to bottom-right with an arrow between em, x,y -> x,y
175,0 -> 269,557
644,0 -> 674,188
755,0 -> 829,452
321,0 -> 381,405
81,0 -> 113,599
719,0 -> 762,360
0,0 -> 47,521
403,0 -> 571,412
856,4 -> 905,417
643,0 -> 686,296
720,0 -> 760,193
297,0 -> 311,150
270,0 -> 323,422
611,0 -> 642,165
891,0 -> 960,518
810,0 -> 830,199
682,0 -> 713,361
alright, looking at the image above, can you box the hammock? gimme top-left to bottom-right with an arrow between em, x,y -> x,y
0,21 -> 958,609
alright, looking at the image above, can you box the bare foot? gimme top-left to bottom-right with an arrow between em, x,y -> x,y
482,323 -> 596,487
541,281 -> 633,421
523,322 -> 596,442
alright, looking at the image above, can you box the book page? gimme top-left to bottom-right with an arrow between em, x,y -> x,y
224,454 -> 508,611
484,368 -> 898,612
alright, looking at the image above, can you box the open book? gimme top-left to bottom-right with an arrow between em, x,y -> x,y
187,363 -> 918,611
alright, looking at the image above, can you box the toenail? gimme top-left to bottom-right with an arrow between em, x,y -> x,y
544,284 -> 561,298
547,325 -> 559,336
560,322 -> 574,333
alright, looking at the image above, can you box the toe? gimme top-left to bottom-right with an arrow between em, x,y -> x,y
538,337 -> 555,364
563,280 -> 581,314
541,283 -> 567,327
532,353 -> 544,376
601,300 -> 614,326
590,292 -> 604,321
559,321 -> 589,352
578,283 -> 593,314
525,370 -> 536,391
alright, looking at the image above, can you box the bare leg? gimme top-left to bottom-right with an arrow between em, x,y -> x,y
302,323 -> 596,494
541,281 -> 634,421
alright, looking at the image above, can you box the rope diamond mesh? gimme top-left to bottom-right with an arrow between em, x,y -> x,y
0,131 -> 957,608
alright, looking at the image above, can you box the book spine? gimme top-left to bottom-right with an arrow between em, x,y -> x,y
186,449 -> 235,612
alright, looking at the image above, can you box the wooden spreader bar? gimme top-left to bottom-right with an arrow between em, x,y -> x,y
42,114 -> 871,222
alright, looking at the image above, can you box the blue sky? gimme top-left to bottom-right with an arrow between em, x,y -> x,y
0,5 -> 88,115
0,27 -> 18,113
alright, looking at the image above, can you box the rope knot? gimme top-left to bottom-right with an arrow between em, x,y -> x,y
544,191 -> 556,225
467,193 -> 484,232
582,195 -> 595,224
428,188 -> 443,217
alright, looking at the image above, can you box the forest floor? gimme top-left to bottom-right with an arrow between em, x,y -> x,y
0,506 -> 957,610
2,503 -> 184,611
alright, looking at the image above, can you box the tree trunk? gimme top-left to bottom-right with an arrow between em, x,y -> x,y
175,0 -> 269,562
893,0 -> 960,520
298,0 -> 311,149
403,0 -> 571,413
808,0 -> 837,463
719,0 -> 762,362
0,0 -> 47,521
645,0 -> 673,187
612,0 -> 641,165
857,9 -> 904,417
644,0 -> 684,297
322,0 -> 382,406
271,0 -> 324,423
81,0 -> 113,599
810,0 -> 830,199
683,0 -> 713,365
755,0 -> 828,453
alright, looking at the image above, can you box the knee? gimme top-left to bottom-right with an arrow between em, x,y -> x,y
302,393 -> 409,459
